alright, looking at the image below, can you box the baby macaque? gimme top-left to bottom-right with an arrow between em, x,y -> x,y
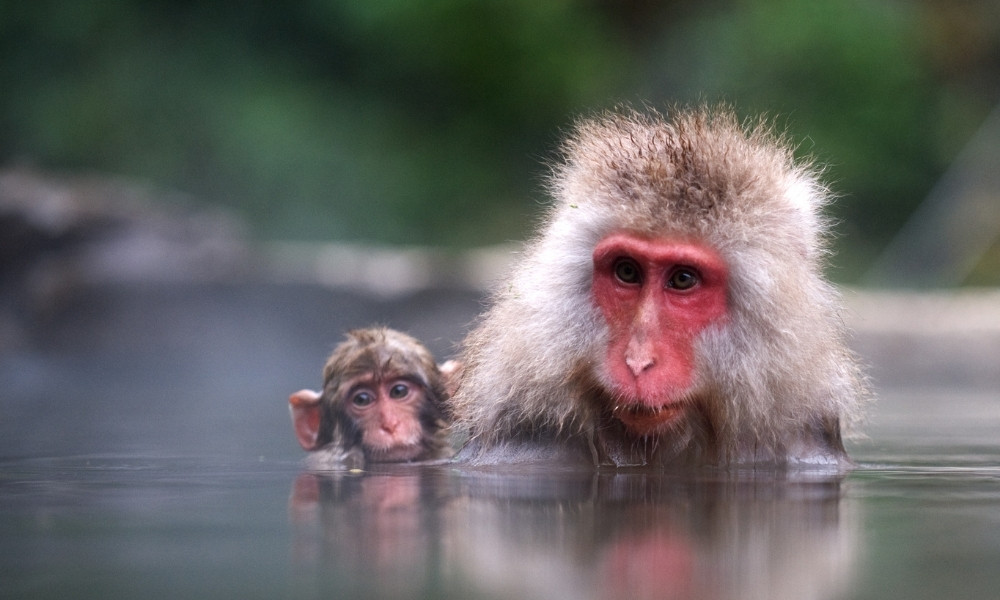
449,106 -> 870,468
289,327 -> 454,469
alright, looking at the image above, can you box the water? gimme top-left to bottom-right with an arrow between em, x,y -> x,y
4,437 -> 999,600
2,283 -> 999,599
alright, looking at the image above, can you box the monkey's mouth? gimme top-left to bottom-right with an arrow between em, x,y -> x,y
614,402 -> 685,437
368,443 -> 424,462
363,432 -> 426,462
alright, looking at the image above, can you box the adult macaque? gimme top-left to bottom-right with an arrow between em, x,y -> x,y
451,107 -> 869,468
289,327 -> 454,469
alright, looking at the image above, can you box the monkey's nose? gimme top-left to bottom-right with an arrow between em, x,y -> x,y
625,355 -> 656,377
625,329 -> 657,377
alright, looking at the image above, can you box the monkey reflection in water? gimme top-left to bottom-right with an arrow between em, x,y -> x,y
289,470 -> 857,600
288,327 -> 457,469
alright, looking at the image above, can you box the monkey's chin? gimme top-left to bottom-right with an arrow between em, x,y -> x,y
367,443 -> 425,463
614,402 -> 687,438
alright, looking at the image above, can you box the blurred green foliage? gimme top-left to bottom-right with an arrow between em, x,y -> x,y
2,0 -> 998,279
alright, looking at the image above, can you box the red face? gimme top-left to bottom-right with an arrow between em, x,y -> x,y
592,233 -> 728,436
344,376 -> 427,462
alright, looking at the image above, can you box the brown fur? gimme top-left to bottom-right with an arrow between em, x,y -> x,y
450,106 -> 870,468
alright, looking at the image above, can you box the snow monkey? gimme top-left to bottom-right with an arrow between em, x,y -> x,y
450,106 -> 870,468
289,327 -> 455,469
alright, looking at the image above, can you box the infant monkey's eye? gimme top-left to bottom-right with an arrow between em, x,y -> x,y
389,383 -> 410,399
352,391 -> 375,407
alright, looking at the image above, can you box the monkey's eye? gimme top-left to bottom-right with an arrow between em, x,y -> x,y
613,258 -> 642,284
389,383 -> 410,399
666,268 -> 699,290
351,391 -> 375,407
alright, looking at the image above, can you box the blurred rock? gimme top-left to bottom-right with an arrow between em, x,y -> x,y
844,288 -> 1000,392
0,165 -> 253,351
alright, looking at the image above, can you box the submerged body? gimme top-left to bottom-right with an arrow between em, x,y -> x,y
451,107 -> 869,468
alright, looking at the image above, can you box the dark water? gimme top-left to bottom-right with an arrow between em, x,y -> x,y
2,283 -> 999,599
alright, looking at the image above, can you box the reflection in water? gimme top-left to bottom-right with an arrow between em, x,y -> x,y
289,466 -> 856,599
290,467 -> 452,596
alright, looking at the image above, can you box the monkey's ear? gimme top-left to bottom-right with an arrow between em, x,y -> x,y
439,360 -> 464,397
289,389 -> 323,451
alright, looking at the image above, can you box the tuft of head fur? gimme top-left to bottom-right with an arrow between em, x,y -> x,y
450,106 -> 870,466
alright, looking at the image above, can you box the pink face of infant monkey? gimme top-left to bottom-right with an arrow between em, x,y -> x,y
289,328 -> 455,467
